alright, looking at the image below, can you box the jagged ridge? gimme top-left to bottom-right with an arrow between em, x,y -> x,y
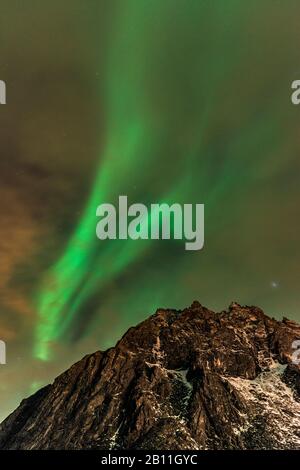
1,301 -> 300,450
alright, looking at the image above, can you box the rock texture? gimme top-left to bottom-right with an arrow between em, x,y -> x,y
1,301 -> 300,450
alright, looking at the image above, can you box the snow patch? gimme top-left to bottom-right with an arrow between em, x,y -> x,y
225,362 -> 300,448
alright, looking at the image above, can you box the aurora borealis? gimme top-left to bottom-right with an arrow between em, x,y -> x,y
1,0 -> 300,421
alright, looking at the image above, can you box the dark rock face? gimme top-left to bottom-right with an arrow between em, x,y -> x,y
1,301 -> 300,450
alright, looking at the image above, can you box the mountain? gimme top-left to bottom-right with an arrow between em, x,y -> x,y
1,301 -> 300,450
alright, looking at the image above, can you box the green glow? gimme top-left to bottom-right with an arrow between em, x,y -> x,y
33,1 -> 285,361
34,1 -> 166,360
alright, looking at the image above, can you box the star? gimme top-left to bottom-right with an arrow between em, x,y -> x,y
270,281 -> 279,289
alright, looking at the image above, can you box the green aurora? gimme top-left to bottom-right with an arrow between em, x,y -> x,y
34,0 -> 293,360
1,0 -> 300,420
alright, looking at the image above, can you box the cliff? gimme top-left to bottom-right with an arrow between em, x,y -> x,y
1,301 -> 300,450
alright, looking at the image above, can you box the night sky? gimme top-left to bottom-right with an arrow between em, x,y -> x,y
1,0 -> 300,421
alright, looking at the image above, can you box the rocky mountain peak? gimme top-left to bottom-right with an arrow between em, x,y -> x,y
0,302 -> 300,450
